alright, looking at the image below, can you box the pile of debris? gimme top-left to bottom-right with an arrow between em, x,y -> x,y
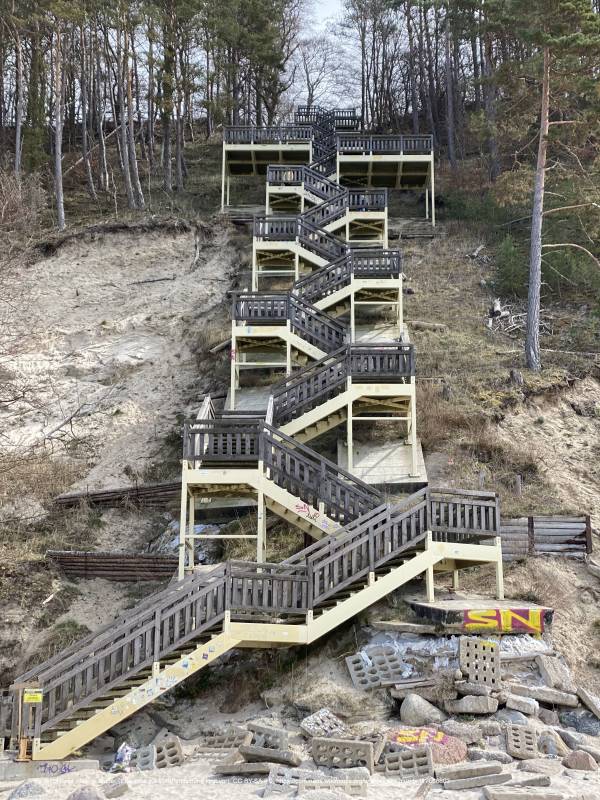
486,298 -> 553,337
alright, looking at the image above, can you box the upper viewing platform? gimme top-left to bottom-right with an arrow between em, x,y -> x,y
222,105 -> 435,208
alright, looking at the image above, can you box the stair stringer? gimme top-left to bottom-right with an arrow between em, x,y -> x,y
32,631 -> 242,761
232,324 -> 327,363
184,466 -> 340,539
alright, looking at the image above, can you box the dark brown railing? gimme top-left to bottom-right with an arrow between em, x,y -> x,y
232,293 -> 345,353
271,343 -> 414,426
10,479 -> 499,744
224,126 -> 312,144
337,133 -> 433,154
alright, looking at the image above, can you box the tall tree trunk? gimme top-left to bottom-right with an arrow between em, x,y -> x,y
54,26 -> 66,230
483,32 -> 500,181
525,46 -> 550,372
116,25 -> 135,208
444,12 -> 457,169
125,27 -> 144,208
147,18 -> 155,167
80,27 -> 97,200
95,29 -> 109,192
161,1 -> 175,192
13,24 -> 23,178
405,1 -> 420,134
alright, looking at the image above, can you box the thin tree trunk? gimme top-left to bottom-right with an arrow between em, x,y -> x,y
95,29 -> 109,191
54,25 -> 66,230
147,18 -> 155,167
125,26 -> 144,208
80,27 -> 97,200
525,46 -> 550,372
444,11 -> 457,169
483,32 -> 500,181
116,25 -> 135,208
405,1 -> 420,134
13,24 -> 23,178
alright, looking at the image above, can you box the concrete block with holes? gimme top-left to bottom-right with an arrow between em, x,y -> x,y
382,746 -> 433,779
345,645 -> 405,691
247,722 -> 289,750
505,724 -> 538,760
129,745 -> 156,771
155,736 -> 184,768
300,708 -> 351,739
312,738 -> 374,773
459,637 -> 501,689
195,729 -> 253,751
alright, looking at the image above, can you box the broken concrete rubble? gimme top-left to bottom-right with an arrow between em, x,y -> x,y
508,683 -> 579,707
445,695 -> 498,714
535,655 -> 576,694
505,693 -> 539,716
468,748 -> 513,764
239,744 -> 301,767
400,693 -> 446,726
577,687 -> 600,720
300,708 -> 350,740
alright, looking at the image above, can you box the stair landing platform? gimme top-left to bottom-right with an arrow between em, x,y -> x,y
338,439 -> 427,489
407,592 -> 554,634
226,386 -> 271,411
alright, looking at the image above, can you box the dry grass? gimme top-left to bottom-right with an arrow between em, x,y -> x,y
219,513 -> 304,562
24,619 -> 91,669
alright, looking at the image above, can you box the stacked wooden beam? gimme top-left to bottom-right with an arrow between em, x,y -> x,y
54,481 -> 181,509
500,516 -> 592,560
46,550 -> 178,581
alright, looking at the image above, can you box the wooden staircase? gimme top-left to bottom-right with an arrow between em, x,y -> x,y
7,487 -> 503,761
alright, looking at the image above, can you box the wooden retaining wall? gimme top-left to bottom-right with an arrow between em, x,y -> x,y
500,516 -> 593,560
46,550 -> 178,581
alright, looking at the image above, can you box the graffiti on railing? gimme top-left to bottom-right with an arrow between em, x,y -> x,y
294,501 -> 333,531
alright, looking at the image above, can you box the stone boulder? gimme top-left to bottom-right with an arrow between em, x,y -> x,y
400,694 -> 446,726
65,788 -> 103,800
7,783 -> 45,800
559,709 -> 600,737
563,749 -> 599,771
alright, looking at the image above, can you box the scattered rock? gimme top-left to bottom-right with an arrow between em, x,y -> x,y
441,719 -> 481,744
65,788 -> 103,800
7,782 -> 46,800
578,744 -> 600,763
535,655 -> 576,694
456,681 -> 492,696
494,709 -> 529,727
562,749 -> 598,771
538,708 -> 559,726
537,730 -> 570,758
555,728 -> 584,750
506,694 -> 539,716
507,775 -> 551,788
400,694 -> 446,726
240,744 -> 301,767
480,722 -> 502,737
445,696 -> 498,715
558,709 -> 600,736
517,758 -> 564,775
508,683 -> 578,708
101,777 -> 129,799
468,748 -> 513,764
577,687 -> 600,721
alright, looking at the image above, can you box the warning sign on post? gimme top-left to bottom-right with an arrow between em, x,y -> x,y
23,689 -> 43,704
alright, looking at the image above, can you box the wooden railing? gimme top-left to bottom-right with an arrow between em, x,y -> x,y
337,134 -> 433,154
10,478 -> 499,744
271,343 -> 414,426
293,249 -> 401,303
428,488 -> 501,542
224,126 -> 312,144
232,292 -> 345,353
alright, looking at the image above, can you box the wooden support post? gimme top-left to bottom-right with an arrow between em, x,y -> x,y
586,515 -> 593,554
265,181 -> 270,214
425,182 -> 429,220
221,144 -> 226,212
409,388 -> 418,477
226,175 -> 230,207
187,493 -> 195,571
452,570 -> 459,591
398,277 -> 403,337
430,160 -> 436,227
294,249 -> 299,283
383,204 -> 388,248
527,516 -> 535,555
257,489 -> 266,563
252,238 -> 258,291
495,536 -> 505,600
347,396 -> 353,473
230,321 -> 237,410
178,475 -> 188,580
425,532 -> 435,602
350,287 -> 356,343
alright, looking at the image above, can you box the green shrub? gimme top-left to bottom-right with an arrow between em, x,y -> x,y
495,234 -> 527,296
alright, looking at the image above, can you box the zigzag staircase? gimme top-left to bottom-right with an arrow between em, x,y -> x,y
8,486 -> 502,761
4,107 -> 502,763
